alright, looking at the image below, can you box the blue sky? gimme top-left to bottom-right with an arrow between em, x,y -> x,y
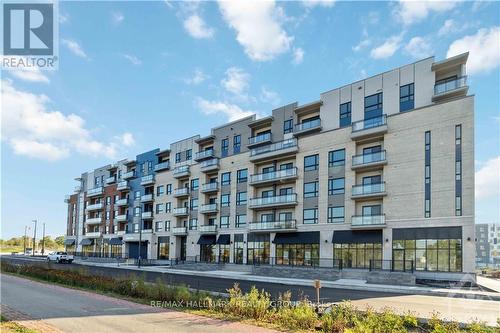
1,0 -> 499,238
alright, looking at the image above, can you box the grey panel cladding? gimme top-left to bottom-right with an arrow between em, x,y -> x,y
235,205 -> 247,215
221,184 -> 231,194
328,194 -> 345,207
303,170 -> 319,183
328,165 -> 345,179
220,207 -> 231,216
271,103 -> 297,142
236,182 -> 247,192
303,197 -> 318,209
212,116 -> 255,157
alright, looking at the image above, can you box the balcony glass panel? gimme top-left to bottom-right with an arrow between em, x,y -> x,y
351,182 -> 385,196
250,167 -> 297,183
201,182 -> 218,191
173,166 -> 190,174
351,215 -> 386,226
294,118 -> 321,132
249,194 -> 297,206
352,151 -> 386,166
249,132 -> 271,145
195,150 -> 214,160
352,115 -> 387,132
434,76 -> 467,95
249,220 -> 296,230
200,158 -> 218,168
154,161 -> 170,171
250,138 -> 297,157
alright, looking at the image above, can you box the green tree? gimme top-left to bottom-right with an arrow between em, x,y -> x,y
54,236 -> 65,247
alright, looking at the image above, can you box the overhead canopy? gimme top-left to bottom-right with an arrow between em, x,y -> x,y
273,231 -> 320,245
332,230 -> 382,244
216,234 -> 231,245
158,236 -> 170,243
197,235 -> 216,245
108,238 -> 123,245
64,239 -> 75,246
393,227 -> 462,240
80,238 -> 94,246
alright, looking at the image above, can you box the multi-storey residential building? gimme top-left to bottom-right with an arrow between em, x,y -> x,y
65,53 -> 474,280
475,223 -> 500,267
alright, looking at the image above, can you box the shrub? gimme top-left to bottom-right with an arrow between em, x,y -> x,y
321,302 -> 359,332
275,299 -> 318,330
225,284 -> 271,320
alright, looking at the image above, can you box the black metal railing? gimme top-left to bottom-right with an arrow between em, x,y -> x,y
369,259 -> 414,272
246,257 -> 343,270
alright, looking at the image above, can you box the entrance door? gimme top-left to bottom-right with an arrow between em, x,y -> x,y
180,236 -> 187,260
128,242 -> 148,259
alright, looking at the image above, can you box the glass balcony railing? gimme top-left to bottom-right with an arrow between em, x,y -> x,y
117,181 -> 129,190
248,220 -> 296,231
140,194 -> 153,202
352,151 -> 386,166
87,187 -> 103,196
434,76 -> 467,95
173,187 -> 190,196
86,203 -> 103,211
173,207 -> 188,215
154,161 -> 170,171
249,167 -> 297,184
249,194 -> 297,207
250,138 -> 298,157
248,132 -> 272,145
351,215 -> 386,226
105,176 -> 116,184
200,158 -> 219,169
172,227 -> 187,234
294,118 -> 321,132
141,211 -> 153,219
351,182 -> 386,196
200,203 -> 218,213
123,171 -> 135,179
195,149 -> 215,160
173,165 -> 190,175
199,225 -> 217,233
201,182 -> 218,192
140,174 -> 155,185
352,115 -> 387,132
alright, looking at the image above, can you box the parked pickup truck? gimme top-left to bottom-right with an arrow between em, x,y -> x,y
46,251 -> 74,263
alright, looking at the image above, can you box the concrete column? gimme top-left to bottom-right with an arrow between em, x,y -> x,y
383,228 -> 392,261
270,232 -> 276,263
321,230 -> 334,267
229,234 -> 234,263
243,233 -> 248,264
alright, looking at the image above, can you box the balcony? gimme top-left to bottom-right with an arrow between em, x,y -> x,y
173,187 -> 190,198
154,161 -> 170,172
85,232 -> 102,237
74,185 -> 82,192
249,138 -> 298,162
201,182 -> 219,193
140,194 -> 153,203
249,167 -> 298,186
433,76 -> 468,102
173,207 -> 189,217
351,182 -> 386,200
351,215 -> 386,229
116,230 -> 126,236
105,176 -> 116,184
115,198 -> 128,206
351,115 -> 387,141
199,225 -> 217,234
293,118 -> 322,136
172,227 -> 188,235
116,214 -> 128,222
117,181 -> 129,191
86,217 -> 102,225
87,187 -> 103,197
123,171 -> 135,180
86,203 -> 103,211
248,220 -> 297,232
248,132 -> 272,148
173,165 -> 190,178
199,203 -> 218,214
200,158 -> 219,173
351,151 -> 387,171
140,175 -> 155,186
194,149 -> 215,161
141,211 -> 153,219
249,194 -> 298,209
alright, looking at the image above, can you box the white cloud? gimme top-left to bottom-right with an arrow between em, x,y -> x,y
370,35 -> 403,59
1,80 -> 129,161
183,14 -> 215,39
404,36 -> 432,59
197,98 -> 254,122
394,0 -> 460,26
260,87 -> 280,106
302,0 -> 336,8
184,69 -> 209,85
352,38 -> 371,52
119,133 -> 135,147
61,39 -> 89,59
112,11 -> 124,25
221,67 -> 250,95
292,47 -> 304,65
122,54 -> 142,65
438,19 -> 456,36
59,13 -> 69,24
218,0 -> 294,61
475,156 -> 500,200
447,26 -> 500,75
9,68 -> 49,83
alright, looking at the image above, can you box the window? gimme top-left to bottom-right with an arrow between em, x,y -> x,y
237,169 -> 248,183
304,154 -> 319,171
221,138 -> 229,157
339,102 -> 351,127
262,190 -> 274,198
303,208 -> 318,224
328,149 -> 345,167
134,191 -> 141,199
189,218 -> 198,230
400,83 -> 414,112
191,178 -> 199,191
455,125 -> 462,216
220,216 -> 230,228
175,152 -> 181,163
166,184 -> 172,195
190,198 -> 198,210
105,197 -> 111,205
425,131 -> 431,218
186,149 -> 192,160
233,135 -> 241,154
236,214 -> 246,227
155,221 -> 163,232
328,206 -> 344,223
156,204 -> 164,214
157,185 -> 165,197
280,162 -> 293,170
304,181 -> 319,198
221,172 -> 231,186
134,207 -> 140,217
133,223 -> 139,232
328,178 -> 345,195
221,194 -> 230,207
165,202 -> 171,213
106,211 -> 110,220
236,191 -> 247,205
283,119 -> 293,134
279,212 -> 293,221
279,187 -> 293,196
362,204 -> 381,216
364,92 -> 383,119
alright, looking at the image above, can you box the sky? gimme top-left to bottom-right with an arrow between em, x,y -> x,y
1,0 -> 499,239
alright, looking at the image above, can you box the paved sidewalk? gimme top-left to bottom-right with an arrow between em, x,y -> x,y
477,275 -> 500,293
76,260 -> 500,301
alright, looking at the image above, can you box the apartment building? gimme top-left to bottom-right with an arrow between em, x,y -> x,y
65,53 -> 474,280
476,223 -> 500,267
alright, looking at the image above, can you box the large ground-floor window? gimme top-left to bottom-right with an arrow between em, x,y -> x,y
219,244 -> 230,263
275,243 -> 319,266
200,244 -> 216,262
333,243 -> 382,269
234,234 -> 244,264
82,245 -> 94,256
158,243 -> 169,260
247,234 -> 270,264
65,245 -> 75,254
111,245 -> 123,258
393,239 -> 462,272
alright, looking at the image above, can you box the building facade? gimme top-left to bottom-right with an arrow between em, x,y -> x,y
65,53 -> 474,280
475,223 -> 500,267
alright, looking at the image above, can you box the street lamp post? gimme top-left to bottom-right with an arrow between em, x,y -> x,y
32,219 -> 37,256
23,226 -> 27,254
138,218 -> 142,268
42,223 -> 46,255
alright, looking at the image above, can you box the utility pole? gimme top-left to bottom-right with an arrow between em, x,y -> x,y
32,219 -> 37,256
42,223 -> 46,255
23,226 -> 27,254
138,218 -> 142,268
